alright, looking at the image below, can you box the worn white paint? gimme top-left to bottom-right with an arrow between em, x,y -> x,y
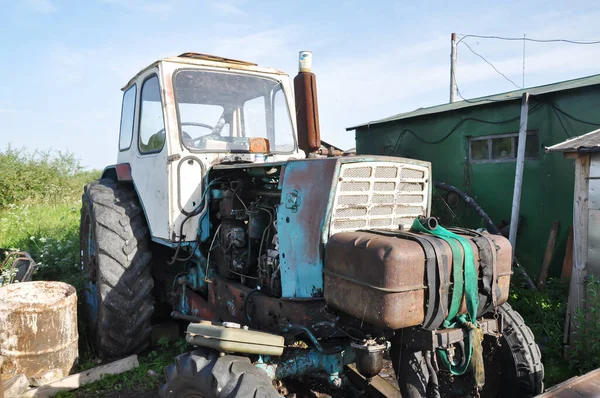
118,57 -> 304,242
330,161 -> 430,235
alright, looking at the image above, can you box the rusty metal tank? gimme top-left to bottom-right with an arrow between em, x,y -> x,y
324,230 -> 511,330
0,281 -> 78,378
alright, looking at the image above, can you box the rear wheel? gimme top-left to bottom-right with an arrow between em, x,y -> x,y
160,349 -> 281,398
392,303 -> 544,397
80,179 -> 154,358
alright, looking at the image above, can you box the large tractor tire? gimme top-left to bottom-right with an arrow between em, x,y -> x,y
160,349 -> 281,398
393,303 -> 544,398
80,179 -> 154,358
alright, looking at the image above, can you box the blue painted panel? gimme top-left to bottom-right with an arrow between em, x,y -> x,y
278,158 -> 339,298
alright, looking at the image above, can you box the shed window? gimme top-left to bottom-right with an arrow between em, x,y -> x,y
469,131 -> 539,163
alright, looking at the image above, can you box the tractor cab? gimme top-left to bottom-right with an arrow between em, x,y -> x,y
113,53 -> 303,243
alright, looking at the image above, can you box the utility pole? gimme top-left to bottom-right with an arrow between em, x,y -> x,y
450,33 -> 457,103
509,92 -> 529,256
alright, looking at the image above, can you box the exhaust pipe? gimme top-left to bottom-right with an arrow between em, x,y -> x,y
294,51 -> 321,155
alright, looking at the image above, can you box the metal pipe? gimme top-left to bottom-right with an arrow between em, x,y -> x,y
171,311 -> 203,323
424,350 -> 441,398
294,51 -> 321,154
509,92 -> 529,257
450,33 -> 457,103
285,324 -> 324,352
255,348 -> 355,383
418,216 -> 439,231
250,189 -> 281,197
434,181 -> 500,235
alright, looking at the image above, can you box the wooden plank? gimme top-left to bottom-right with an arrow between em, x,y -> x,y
538,220 -> 560,289
561,226 -> 574,283
26,355 -> 139,398
1,374 -> 28,398
536,367 -> 600,397
565,155 -> 590,349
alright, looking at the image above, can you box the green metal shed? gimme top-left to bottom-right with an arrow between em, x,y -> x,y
348,74 -> 600,278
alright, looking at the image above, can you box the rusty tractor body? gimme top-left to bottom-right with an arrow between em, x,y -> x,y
79,51 -> 544,397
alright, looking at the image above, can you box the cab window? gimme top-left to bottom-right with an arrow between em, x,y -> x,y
139,75 -> 166,153
118,85 -> 136,151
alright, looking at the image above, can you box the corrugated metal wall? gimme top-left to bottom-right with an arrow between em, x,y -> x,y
355,86 -> 600,278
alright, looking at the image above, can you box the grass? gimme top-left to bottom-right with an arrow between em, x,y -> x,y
1,147 -> 598,394
508,275 -> 574,386
0,202 -> 82,286
0,148 -> 183,396
54,338 -> 190,398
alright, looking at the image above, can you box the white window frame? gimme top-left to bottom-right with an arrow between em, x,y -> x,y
468,130 -> 539,163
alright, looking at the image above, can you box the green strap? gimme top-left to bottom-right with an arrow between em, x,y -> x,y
411,218 -> 479,375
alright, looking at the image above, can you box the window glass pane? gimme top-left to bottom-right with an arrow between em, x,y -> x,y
492,137 -> 513,159
244,97 -> 267,139
119,85 -> 136,150
470,139 -> 489,160
273,89 -> 295,152
139,75 -> 165,153
174,70 -> 295,153
178,103 -> 230,147
525,134 -> 539,158
515,133 -> 539,159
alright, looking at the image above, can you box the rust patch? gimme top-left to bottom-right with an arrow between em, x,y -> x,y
248,137 -> 270,153
0,281 -> 78,378
208,276 -> 336,333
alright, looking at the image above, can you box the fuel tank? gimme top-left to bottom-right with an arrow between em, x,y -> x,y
323,230 -> 511,330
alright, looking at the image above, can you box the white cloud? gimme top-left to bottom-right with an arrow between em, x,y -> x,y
213,30 -> 290,62
99,0 -> 173,13
212,2 -> 245,16
24,0 -> 56,13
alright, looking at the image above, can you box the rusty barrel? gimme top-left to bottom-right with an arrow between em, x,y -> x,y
0,281 -> 78,378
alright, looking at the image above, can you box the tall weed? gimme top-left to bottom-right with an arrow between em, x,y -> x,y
570,277 -> 600,374
0,146 -> 99,208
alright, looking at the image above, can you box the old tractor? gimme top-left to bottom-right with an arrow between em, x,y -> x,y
79,51 -> 544,397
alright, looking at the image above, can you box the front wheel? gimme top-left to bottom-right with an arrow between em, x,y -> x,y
160,349 -> 281,398
392,303 -> 544,397
80,179 -> 154,358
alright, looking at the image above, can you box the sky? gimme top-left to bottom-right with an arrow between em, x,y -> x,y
1,0 -> 600,170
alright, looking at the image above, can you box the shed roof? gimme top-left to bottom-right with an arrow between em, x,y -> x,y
546,128 -> 600,153
347,73 -> 600,131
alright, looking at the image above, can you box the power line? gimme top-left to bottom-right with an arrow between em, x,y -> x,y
452,67 -> 510,104
459,40 -> 521,89
384,101 -> 544,154
457,34 -> 600,45
383,99 -> 600,154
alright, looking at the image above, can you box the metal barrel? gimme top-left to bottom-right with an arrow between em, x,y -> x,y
0,281 -> 78,378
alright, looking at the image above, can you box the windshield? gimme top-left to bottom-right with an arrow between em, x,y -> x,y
174,69 -> 296,153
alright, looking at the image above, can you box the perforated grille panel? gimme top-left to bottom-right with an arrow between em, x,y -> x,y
329,162 -> 429,234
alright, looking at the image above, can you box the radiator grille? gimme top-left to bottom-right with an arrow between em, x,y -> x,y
330,162 -> 429,234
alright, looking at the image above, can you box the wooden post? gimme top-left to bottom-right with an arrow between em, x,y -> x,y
538,220 -> 560,289
561,226 -> 574,283
564,154 -> 590,351
509,92 -> 529,257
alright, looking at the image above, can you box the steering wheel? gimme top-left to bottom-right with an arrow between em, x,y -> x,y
180,122 -> 226,145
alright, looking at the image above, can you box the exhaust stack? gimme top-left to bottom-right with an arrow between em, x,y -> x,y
294,51 -> 321,155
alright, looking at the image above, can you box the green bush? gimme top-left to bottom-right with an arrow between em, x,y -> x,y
509,275 -> 573,386
0,146 -> 99,208
570,277 -> 600,374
